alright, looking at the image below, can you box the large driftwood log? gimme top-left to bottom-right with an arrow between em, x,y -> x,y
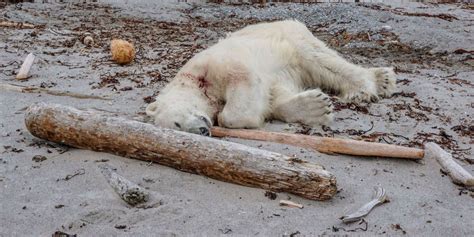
25,103 -> 337,201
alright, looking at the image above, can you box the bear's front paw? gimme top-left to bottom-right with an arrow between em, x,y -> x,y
218,110 -> 263,129
273,89 -> 333,126
370,67 -> 396,98
294,90 -> 334,126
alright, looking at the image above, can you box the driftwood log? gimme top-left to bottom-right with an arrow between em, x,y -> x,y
24,103 -> 337,201
211,127 -> 424,159
425,142 -> 474,187
16,53 -> 35,80
99,164 -> 150,206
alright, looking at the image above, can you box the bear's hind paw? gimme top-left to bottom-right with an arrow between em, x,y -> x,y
371,67 -> 397,98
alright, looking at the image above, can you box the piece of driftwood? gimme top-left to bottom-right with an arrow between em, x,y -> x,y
279,200 -> 304,209
24,103 -> 337,201
0,20 -> 35,29
340,187 -> 388,223
16,53 -> 35,80
99,164 -> 150,206
0,83 -> 110,100
425,142 -> 474,187
211,127 -> 424,159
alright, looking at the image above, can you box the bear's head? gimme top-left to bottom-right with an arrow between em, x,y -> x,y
145,84 -> 214,136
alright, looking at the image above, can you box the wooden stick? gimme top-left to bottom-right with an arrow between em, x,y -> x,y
424,142 -> 474,187
0,20 -> 35,29
0,83 -> 111,100
99,164 -> 150,206
211,127 -> 424,159
279,200 -> 304,209
16,53 -> 35,80
24,103 -> 337,201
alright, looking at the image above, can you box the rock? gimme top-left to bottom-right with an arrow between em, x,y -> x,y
381,25 -> 392,32
83,36 -> 94,46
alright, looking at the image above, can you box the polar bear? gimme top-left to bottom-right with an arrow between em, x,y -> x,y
146,20 -> 396,136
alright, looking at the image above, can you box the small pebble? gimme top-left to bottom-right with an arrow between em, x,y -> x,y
32,155 -> 47,162
83,36 -> 94,46
381,25 -> 392,32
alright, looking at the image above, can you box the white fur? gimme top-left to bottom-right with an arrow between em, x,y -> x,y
146,20 -> 397,134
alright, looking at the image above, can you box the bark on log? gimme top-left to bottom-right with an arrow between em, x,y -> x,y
211,127 -> 424,159
25,103 -> 337,201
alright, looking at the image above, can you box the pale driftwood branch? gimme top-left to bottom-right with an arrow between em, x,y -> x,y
279,200 -> 303,209
16,53 -> 35,80
425,142 -> 474,187
99,164 -> 150,206
0,83 -> 111,100
24,103 -> 337,201
0,20 -> 35,28
341,187 -> 388,223
211,127 -> 424,159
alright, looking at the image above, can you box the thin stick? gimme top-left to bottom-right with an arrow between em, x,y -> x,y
16,53 -> 35,80
211,127 -> 424,159
0,20 -> 35,29
279,200 -> 304,209
425,142 -> 474,187
0,83 -> 111,100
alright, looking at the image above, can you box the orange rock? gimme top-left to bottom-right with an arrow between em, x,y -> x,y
110,39 -> 135,65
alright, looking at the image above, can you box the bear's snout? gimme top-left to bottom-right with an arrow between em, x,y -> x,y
199,127 -> 210,136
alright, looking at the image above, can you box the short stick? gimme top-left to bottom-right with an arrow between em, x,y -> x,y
16,53 -> 35,80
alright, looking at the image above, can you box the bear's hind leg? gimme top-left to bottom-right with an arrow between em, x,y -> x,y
272,89 -> 333,126
300,45 -> 383,103
287,24 -> 396,103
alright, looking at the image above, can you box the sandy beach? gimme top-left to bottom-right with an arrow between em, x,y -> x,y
1,1 -> 473,236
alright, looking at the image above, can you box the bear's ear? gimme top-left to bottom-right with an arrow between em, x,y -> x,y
145,102 -> 160,116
